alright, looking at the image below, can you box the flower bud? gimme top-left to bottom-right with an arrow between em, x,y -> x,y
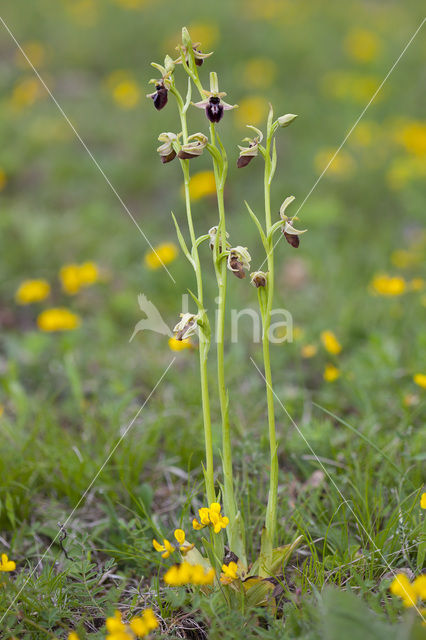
277,114 -> 298,127
227,246 -> 251,279
177,133 -> 208,159
250,271 -> 267,288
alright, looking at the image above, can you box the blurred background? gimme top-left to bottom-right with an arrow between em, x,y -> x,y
0,0 -> 425,530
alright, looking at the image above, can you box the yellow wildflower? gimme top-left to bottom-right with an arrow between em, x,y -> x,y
323,364 -> 340,382
421,493 -> 426,509
60,262 -> 99,294
321,71 -> 382,104
152,529 -> 193,558
344,29 -> 381,63
37,308 -> 81,332
234,96 -> 269,127
314,147 -> 355,177
370,274 -> 406,296
320,330 -> 342,355
414,575 -> 426,599
192,502 -> 229,534
390,574 -> 418,608
129,608 -> 158,637
0,553 -> 16,571
113,81 -> 141,109
11,77 -> 43,109
188,170 -> 216,201
68,633 -> 80,640
168,337 -> 192,351
0,168 -> 7,190
144,243 -> 178,270
164,561 -> 214,586
106,610 -> 130,638
397,122 -> 426,157
15,41 -> 45,68
242,58 -> 277,89
15,279 -> 50,305
220,561 -> 238,585
301,344 -> 317,359
414,374 -> 426,390
152,537 -> 174,559
188,22 -> 219,48
386,156 -> 426,190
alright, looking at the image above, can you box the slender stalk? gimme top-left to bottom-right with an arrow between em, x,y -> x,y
174,88 -> 215,505
262,132 -> 279,553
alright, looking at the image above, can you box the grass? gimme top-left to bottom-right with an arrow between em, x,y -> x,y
0,0 -> 425,637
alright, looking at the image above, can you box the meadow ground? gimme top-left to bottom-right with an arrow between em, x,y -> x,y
0,1 -> 425,638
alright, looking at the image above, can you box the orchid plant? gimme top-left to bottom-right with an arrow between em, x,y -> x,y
147,27 -> 305,608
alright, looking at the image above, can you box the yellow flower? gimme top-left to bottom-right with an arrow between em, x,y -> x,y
152,537 -> 174,559
10,77 -> 43,109
0,553 -> 16,572
164,561 -> 214,586
370,274 -> 406,296
112,81 -> 141,109
192,502 -> 229,534
421,493 -> 426,509
0,168 -> 7,190
129,608 -> 158,637
65,0 -> 98,27
323,364 -> 340,382
344,29 -> 381,63
301,344 -> 317,359
320,330 -> 342,355
390,574 -> 418,608
321,72 -> 382,104
386,156 -> 426,190
59,262 -> 99,294
15,41 -> 45,68
242,58 -> 277,89
396,122 -> 426,157
187,170 -> 216,201
68,633 -> 80,640
314,147 -> 355,177
37,308 -> 81,332
234,96 -> 269,128
15,279 -> 50,305
188,22 -> 219,48
144,243 -> 178,270
414,374 -> 426,390
414,575 -> 426,599
168,337 -> 192,351
220,561 -> 238,584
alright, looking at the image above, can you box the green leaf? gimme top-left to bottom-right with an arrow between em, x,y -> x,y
171,212 -> 194,267
5,492 -> 16,529
244,201 -> 267,249
269,138 -> 277,185
251,534 -> 303,577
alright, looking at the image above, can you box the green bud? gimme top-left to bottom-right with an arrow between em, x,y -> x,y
164,55 -> 175,74
182,27 -> 192,48
277,114 -> 298,127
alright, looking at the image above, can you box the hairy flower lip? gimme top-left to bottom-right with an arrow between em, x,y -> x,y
227,246 -> 251,279
250,271 -> 267,288
147,81 -> 169,110
193,90 -> 237,124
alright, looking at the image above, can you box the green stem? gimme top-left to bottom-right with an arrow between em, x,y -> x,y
178,104 -> 215,506
209,123 -> 240,547
262,134 -> 278,553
